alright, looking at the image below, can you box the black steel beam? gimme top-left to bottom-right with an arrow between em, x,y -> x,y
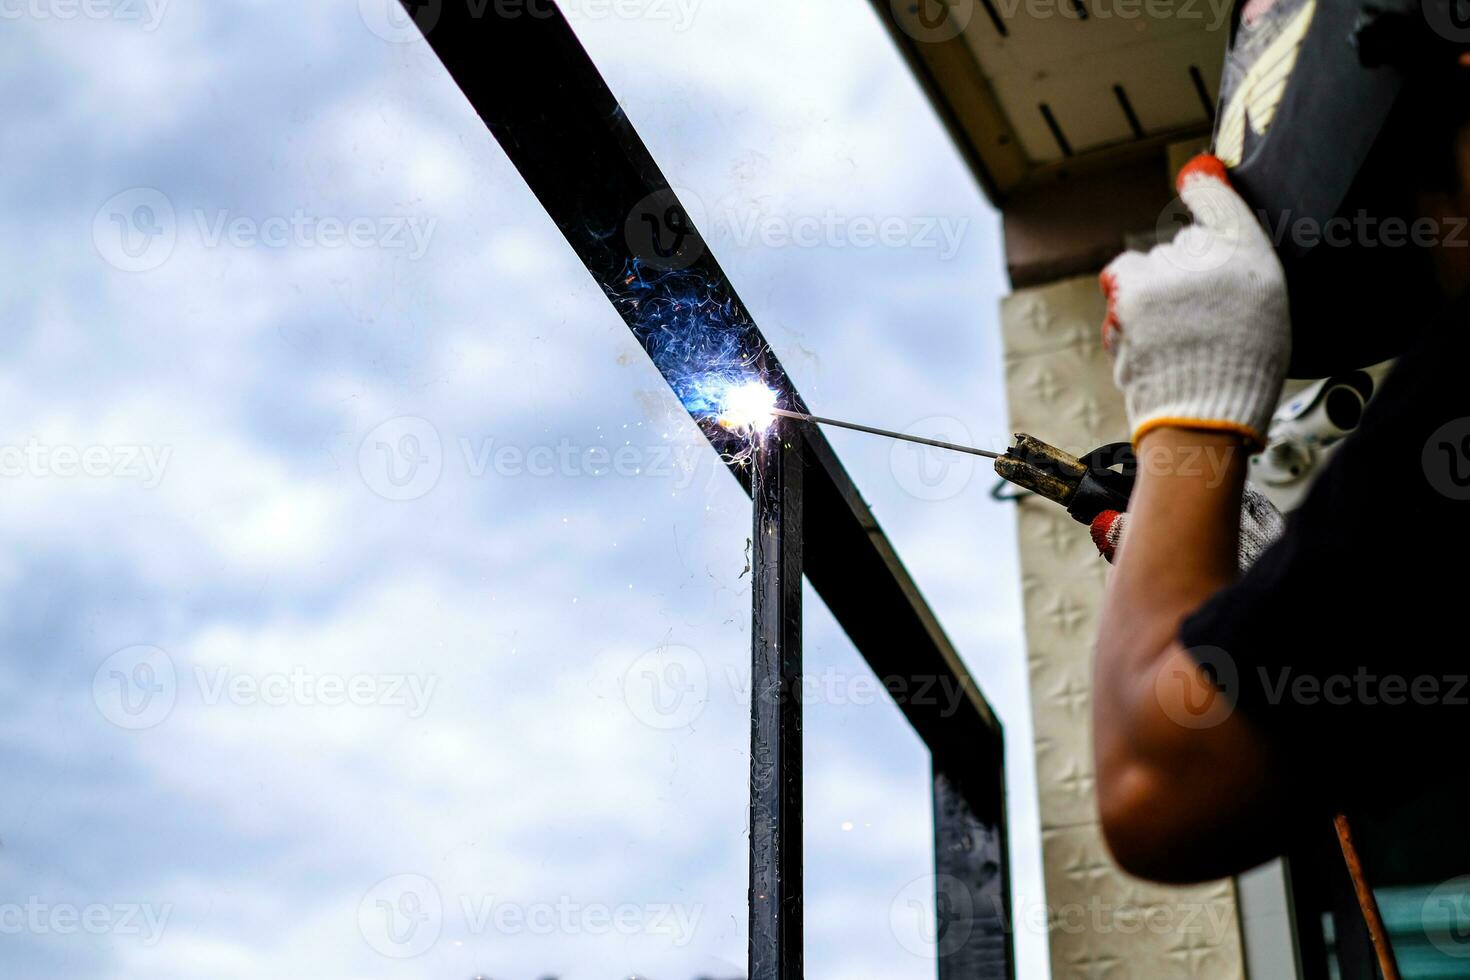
398,0 -> 1007,806
934,766 -> 1015,980
749,420 -> 804,979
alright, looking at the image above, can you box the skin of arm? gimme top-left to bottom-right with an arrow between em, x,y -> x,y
1092,427 -> 1291,883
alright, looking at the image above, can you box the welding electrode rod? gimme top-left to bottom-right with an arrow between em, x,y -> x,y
770,408 -> 1001,459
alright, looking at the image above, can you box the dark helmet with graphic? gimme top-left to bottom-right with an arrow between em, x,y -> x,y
1215,0 -> 1470,376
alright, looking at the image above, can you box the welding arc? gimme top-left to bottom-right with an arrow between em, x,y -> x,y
770,409 -> 1001,459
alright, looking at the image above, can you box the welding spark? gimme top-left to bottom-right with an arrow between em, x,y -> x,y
606,257 -> 783,462
715,380 -> 779,435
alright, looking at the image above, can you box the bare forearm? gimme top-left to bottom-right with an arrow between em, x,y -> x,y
1092,428 -> 1283,880
1098,429 -> 1245,675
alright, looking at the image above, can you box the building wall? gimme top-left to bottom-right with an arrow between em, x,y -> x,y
1001,274 -> 1248,979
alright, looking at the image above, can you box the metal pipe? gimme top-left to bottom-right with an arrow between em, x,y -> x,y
771,408 -> 1001,459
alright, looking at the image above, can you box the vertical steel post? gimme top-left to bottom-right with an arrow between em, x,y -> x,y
749,420 -> 804,979
934,766 -> 1016,979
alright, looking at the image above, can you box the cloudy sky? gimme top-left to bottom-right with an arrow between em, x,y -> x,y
0,0 -> 1047,976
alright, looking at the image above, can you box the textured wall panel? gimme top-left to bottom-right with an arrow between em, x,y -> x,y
1001,275 -> 1247,978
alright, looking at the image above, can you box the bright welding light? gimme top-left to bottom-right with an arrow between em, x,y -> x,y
717,380 -> 779,434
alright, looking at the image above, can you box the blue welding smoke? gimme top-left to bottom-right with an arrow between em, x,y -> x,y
607,258 -> 778,426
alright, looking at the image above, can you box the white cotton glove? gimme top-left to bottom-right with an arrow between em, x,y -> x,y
1089,484 -> 1285,572
1100,154 -> 1291,448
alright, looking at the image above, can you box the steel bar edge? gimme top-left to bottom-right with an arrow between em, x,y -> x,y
397,3 -> 1016,975
750,421 -> 805,977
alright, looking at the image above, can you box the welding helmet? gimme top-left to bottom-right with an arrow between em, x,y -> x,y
1215,0 -> 1470,376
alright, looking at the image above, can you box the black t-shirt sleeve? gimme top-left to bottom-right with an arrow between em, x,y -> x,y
1178,308 -> 1470,795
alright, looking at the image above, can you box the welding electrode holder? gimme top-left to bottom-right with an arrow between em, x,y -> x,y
994,435 -> 1137,525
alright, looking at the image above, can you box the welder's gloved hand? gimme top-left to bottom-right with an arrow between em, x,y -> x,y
1100,154 -> 1290,448
1089,484 -> 1285,572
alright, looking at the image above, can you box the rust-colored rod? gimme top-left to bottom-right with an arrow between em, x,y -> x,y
1334,812 -> 1402,980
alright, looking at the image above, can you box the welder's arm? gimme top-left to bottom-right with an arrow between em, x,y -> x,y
1090,483 -> 1284,570
1090,155 -> 1293,882
1092,428 -> 1289,882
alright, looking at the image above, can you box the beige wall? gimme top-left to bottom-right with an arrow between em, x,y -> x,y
1002,274 -> 1247,979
